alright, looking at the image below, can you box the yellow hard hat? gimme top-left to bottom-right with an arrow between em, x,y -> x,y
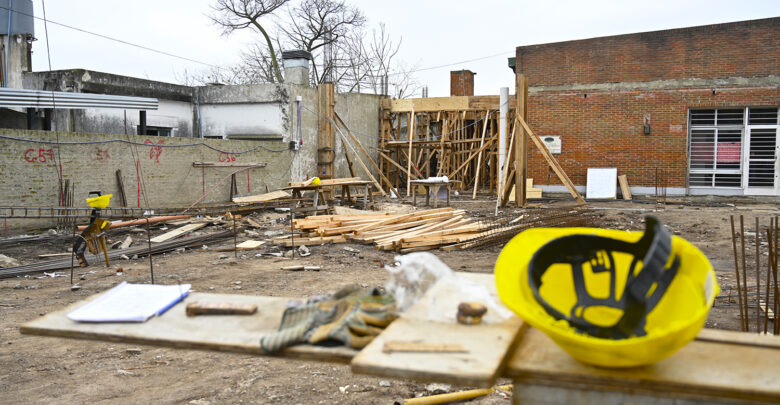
495,217 -> 718,367
312,177 -> 321,185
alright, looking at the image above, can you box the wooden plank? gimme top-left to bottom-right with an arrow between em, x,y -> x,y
505,327 -> 780,403
618,174 -> 632,200
232,190 -> 291,204
192,162 -> 267,168
20,291 -> 355,363
150,223 -> 207,243
518,115 -> 586,206
351,273 -> 524,387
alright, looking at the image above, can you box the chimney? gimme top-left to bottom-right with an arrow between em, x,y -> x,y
450,70 -> 475,96
282,50 -> 312,86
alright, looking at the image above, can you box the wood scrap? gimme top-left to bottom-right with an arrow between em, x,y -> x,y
235,240 -> 265,250
618,174 -> 632,200
150,223 -> 208,243
232,190 -> 291,204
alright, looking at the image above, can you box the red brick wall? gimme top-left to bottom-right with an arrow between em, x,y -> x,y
450,70 -> 475,96
526,86 -> 780,188
516,17 -> 780,86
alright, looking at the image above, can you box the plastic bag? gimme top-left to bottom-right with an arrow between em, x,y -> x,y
384,252 -> 512,323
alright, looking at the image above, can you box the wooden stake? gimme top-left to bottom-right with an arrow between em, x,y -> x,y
472,112 -> 490,199
517,115 -> 586,206
515,73 -> 528,207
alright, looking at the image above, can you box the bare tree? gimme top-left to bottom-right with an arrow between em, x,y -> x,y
279,0 -> 365,84
209,0 -> 290,83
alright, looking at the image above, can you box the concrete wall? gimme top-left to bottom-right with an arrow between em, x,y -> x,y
0,129 -> 292,231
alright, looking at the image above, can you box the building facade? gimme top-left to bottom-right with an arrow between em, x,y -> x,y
513,17 -> 780,196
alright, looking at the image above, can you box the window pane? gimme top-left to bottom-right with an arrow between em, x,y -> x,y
749,129 -> 777,160
714,173 -> 741,187
690,129 -> 715,169
715,129 -> 742,170
748,162 -> 775,187
748,108 -> 778,125
689,173 -> 713,187
717,109 -> 744,126
691,110 -> 715,126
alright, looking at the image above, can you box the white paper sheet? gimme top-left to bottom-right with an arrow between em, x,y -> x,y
67,282 -> 190,323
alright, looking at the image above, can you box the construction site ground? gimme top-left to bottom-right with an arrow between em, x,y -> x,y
1,196 -> 778,404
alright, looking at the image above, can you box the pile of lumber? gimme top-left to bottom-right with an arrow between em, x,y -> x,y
273,206 -> 593,253
272,207 -> 494,253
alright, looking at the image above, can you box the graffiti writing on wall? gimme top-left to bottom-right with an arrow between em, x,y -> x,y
218,152 -> 237,162
91,147 -> 111,162
144,139 -> 164,163
24,148 -> 54,163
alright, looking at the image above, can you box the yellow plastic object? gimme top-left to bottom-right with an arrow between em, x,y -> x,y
86,194 -> 112,209
495,227 -> 718,368
311,177 -> 321,185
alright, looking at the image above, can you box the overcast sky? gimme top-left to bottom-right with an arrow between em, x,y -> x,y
28,0 -> 780,97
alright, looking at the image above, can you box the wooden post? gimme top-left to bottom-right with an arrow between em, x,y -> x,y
407,110 -> 416,196
472,112 -> 489,198
317,83 -> 335,179
515,74 -> 528,207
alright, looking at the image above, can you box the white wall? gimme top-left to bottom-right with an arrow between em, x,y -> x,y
199,103 -> 284,139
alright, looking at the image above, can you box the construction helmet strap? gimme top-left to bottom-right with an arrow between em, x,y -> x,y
527,217 -> 680,340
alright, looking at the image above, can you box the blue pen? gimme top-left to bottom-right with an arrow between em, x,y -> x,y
156,291 -> 189,316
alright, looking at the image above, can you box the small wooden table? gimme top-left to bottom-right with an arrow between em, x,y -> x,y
333,180 -> 374,210
409,180 -> 454,208
282,185 -> 331,215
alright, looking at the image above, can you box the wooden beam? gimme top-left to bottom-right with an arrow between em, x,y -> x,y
517,115 -> 586,206
331,124 -> 386,196
389,97 -> 470,113
380,151 -> 418,181
317,83 -> 335,179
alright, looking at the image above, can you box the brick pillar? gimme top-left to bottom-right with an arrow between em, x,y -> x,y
450,70 -> 476,96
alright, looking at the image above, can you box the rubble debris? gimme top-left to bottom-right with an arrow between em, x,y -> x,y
297,245 -> 311,257
120,236 -> 133,249
282,265 -> 304,271
70,284 -> 81,291
0,254 -> 21,268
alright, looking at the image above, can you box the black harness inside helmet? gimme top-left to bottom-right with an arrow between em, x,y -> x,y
527,216 -> 680,340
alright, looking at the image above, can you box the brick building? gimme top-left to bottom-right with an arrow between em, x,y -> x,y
511,17 -> 780,196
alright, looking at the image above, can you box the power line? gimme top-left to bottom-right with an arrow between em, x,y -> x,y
0,3 -> 221,70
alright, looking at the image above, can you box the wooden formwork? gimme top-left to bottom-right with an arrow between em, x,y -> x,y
378,95 -> 516,198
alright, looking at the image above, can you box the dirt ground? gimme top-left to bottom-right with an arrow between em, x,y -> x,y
1,195 -> 778,404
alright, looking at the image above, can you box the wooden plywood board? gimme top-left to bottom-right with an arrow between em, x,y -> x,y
586,168 -> 617,199
232,190 -> 291,204
505,327 -> 780,403
150,223 -> 207,243
618,174 -> 632,200
351,273 -> 524,387
235,240 -> 266,250
20,291 -> 355,363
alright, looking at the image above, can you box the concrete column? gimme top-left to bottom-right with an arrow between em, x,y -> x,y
498,87 -> 508,195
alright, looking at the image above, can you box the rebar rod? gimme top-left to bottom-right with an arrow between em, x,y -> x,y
730,215 -> 746,332
740,215 -> 749,332
146,218 -> 154,284
756,217 -> 761,333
